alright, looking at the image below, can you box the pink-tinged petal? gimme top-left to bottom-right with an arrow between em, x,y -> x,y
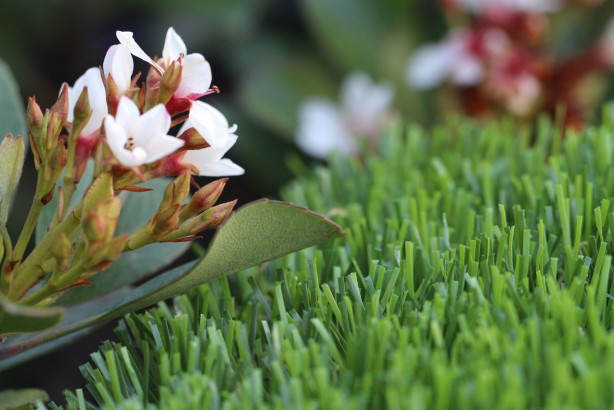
129,104 -> 171,146
142,135 -> 184,163
405,40 -> 462,90
175,53 -> 212,98
162,27 -> 187,62
103,44 -> 134,92
114,96 -> 141,128
296,98 -> 355,159
188,101 -> 230,148
68,68 -> 108,137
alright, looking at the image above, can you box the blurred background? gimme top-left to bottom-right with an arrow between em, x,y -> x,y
1,0 -> 614,401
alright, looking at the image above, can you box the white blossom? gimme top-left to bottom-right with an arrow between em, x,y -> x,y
104,96 -> 183,167
179,101 -> 244,176
116,28 -> 212,100
296,72 -> 394,159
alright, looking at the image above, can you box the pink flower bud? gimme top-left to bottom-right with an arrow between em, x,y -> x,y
179,178 -> 227,221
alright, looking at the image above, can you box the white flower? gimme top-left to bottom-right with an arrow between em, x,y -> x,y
452,0 -> 561,13
102,44 -> 134,92
296,71 -> 394,159
179,101 -> 244,176
67,68 -> 108,138
405,30 -> 483,90
104,96 -> 184,167
116,28 -> 212,100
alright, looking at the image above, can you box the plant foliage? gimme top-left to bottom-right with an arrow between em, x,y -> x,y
52,113 -> 614,409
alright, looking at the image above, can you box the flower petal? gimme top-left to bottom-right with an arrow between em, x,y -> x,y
68,68 -> 108,137
114,96 -> 141,128
192,158 -> 245,177
340,71 -> 394,131
142,135 -> 185,163
129,104 -> 171,146
405,40 -> 462,89
162,27 -> 187,62
105,115 -> 148,167
116,31 -> 155,65
296,98 -> 355,159
103,44 -> 134,92
188,101 -> 230,148
175,53 -> 212,98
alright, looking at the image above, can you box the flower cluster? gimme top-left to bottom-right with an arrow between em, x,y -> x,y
406,0 -> 612,127
296,72 -> 395,159
61,27 -> 243,182
3,28 -> 244,305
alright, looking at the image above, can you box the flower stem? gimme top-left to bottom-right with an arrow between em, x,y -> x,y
0,224 -> 13,294
8,202 -> 83,301
11,197 -> 45,264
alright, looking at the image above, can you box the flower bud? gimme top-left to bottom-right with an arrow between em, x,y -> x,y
183,199 -> 236,234
178,127 -> 208,150
51,83 -> 70,124
27,97 -> 45,168
105,72 -> 122,117
179,178 -> 227,222
45,112 -> 64,152
150,172 -> 191,239
27,97 -> 44,131
158,60 -> 182,105
143,65 -> 162,111
82,197 -> 121,244
72,86 -> 92,129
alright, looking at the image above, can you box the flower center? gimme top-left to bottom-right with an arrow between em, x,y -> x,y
124,137 -> 135,151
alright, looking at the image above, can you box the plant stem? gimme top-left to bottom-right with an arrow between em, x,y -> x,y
0,224 -> 13,294
11,197 -> 45,264
8,202 -> 83,301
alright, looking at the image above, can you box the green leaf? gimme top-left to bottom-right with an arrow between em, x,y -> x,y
0,135 -> 24,224
0,200 -> 344,368
0,388 -> 49,410
0,59 -> 26,141
237,58 -> 337,138
0,293 -> 63,336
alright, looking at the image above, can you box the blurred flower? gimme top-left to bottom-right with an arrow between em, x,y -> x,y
116,28 -> 212,101
405,29 -> 489,89
104,96 -> 184,167
445,0 -> 562,14
296,71 -> 394,159
179,101 -> 244,176
407,0 -> 610,126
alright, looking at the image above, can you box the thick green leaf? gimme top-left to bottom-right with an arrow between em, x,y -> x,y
0,136 -> 25,224
237,58 -> 337,138
0,200 -> 344,368
0,293 -> 63,336
0,388 -> 49,410
0,59 -> 26,141
36,164 -> 190,306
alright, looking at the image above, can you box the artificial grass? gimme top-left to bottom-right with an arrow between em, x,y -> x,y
52,113 -> 614,409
